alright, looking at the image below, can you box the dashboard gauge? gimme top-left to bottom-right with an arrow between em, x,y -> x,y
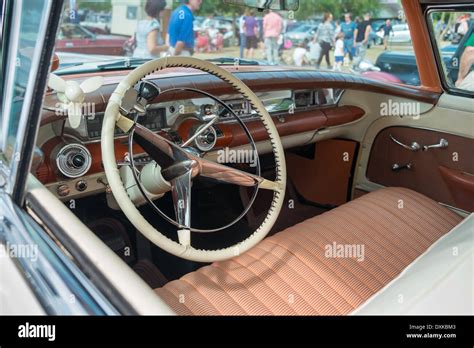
140,107 -> 166,130
84,108 -> 167,140
218,99 -> 249,119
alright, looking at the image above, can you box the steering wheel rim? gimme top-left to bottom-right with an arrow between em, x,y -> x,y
101,56 -> 286,262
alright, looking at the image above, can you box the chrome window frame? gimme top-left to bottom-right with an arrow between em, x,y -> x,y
425,4 -> 474,98
0,192 -> 118,314
0,0 -> 121,315
0,0 -> 59,202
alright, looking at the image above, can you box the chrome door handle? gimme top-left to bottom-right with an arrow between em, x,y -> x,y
423,138 -> 448,151
389,134 -> 421,152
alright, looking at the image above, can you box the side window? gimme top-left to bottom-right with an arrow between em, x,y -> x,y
0,0 -> 49,163
428,10 -> 474,94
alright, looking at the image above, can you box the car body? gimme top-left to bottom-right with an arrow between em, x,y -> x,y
55,24 -> 127,56
0,0 -> 473,331
375,50 -> 422,85
375,35 -> 465,86
80,12 -> 112,34
55,51 -> 123,70
387,23 -> 411,44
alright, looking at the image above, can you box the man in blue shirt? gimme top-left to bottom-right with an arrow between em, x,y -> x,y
340,13 -> 357,63
168,0 -> 202,56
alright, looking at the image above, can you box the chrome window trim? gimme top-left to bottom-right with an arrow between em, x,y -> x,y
0,0 -> 22,152
7,0 -> 53,196
424,5 -> 474,98
0,192 -> 118,314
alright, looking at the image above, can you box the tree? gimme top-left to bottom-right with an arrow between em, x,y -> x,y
76,0 -> 112,12
294,0 -> 381,20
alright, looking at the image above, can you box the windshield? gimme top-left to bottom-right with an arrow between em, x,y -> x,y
53,0 -> 419,85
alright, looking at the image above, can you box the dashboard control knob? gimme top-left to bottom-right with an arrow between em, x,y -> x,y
194,125 -> 217,152
75,180 -> 88,192
204,132 -> 216,144
57,184 -> 70,197
71,154 -> 86,168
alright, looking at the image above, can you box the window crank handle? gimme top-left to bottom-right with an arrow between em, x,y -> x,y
423,139 -> 448,151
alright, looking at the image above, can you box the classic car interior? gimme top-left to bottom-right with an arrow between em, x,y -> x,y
4,0 -> 471,316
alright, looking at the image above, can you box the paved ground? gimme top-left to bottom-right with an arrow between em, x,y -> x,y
194,43 -> 413,72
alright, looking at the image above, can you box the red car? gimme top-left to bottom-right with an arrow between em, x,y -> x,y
55,24 -> 127,56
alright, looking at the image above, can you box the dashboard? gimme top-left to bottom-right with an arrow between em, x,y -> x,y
57,88 -> 345,144
39,67 -> 431,200
36,86 -> 364,200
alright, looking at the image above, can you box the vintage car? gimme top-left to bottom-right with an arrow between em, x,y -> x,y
55,24 -> 128,56
0,0 -> 473,325
376,26 -> 472,86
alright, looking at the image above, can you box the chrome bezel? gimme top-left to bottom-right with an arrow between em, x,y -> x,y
55,143 -> 92,178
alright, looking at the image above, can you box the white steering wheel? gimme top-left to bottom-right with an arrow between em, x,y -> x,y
101,57 -> 286,262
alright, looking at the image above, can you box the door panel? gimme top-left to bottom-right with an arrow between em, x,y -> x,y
353,93 -> 474,213
366,126 -> 474,211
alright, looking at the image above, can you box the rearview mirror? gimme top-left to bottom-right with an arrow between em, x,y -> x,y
224,0 -> 299,11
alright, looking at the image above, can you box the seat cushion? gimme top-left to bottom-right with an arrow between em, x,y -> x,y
353,213 -> 473,315
155,187 -> 463,315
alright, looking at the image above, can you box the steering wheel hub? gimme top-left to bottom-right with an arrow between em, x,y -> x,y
161,159 -> 199,181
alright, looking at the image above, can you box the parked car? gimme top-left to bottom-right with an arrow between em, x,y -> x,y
55,24 -> 128,56
387,23 -> 411,44
80,12 -> 112,34
285,20 -> 304,33
286,24 -> 319,45
193,16 -> 205,31
55,51 -> 123,70
375,48 -> 455,85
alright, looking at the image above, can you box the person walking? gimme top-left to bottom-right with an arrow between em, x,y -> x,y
263,10 -> 283,64
353,13 -> 372,69
340,13 -> 357,64
313,12 -> 335,69
168,0 -> 202,56
132,0 -> 169,58
238,11 -> 247,58
383,19 -> 393,50
244,10 -> 259,59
